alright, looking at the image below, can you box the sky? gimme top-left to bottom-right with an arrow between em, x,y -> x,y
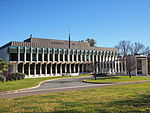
0,0 -> 150,48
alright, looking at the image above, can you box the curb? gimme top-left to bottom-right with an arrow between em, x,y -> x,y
82,79 -> 150,84
0,77 -> 68,94
0,76 -> 92,95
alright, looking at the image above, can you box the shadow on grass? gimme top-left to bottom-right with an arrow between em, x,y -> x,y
104,94 -> 150,112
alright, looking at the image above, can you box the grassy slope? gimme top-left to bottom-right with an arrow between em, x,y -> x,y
0,74 -> 91,92
0,82 -> 150,113
86,76 -> 150,83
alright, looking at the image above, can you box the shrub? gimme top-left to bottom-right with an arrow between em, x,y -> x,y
12,73 -> 17,80
0,75 -> 6,82
7,72 -> 14,81
20,73 -> 26,79
12,73 -> 26,80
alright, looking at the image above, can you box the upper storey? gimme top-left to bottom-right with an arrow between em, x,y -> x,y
0,37 -> 118,52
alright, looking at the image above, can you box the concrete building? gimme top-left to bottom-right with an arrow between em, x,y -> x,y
136,55 -> 150,75
0,37 -> 120,78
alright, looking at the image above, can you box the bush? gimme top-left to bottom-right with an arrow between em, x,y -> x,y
7,72 -> 26,81
0,75 -> 6,82
93,73 -> 108,77
20,73 -> 26,79
7,72 -> 14,81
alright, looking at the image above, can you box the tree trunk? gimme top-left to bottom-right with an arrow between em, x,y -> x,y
129,72 -> 131,78
94,74 -> 97,80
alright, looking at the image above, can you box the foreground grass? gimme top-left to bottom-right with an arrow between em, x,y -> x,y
0,82 -> 150,113
0,74 -> 91,92
86,76 -> 150,83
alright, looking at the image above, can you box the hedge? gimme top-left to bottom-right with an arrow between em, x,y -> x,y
0,75 -> 6,82
6,72 -> 26,81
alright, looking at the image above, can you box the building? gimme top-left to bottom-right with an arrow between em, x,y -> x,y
0,37 -> 120,78
136,55 -> 150,75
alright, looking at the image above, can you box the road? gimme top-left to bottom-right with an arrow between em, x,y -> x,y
0,76 -> 150,98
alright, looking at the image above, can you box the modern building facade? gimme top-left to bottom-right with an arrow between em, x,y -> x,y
136,55 -> 150,75
0,37 -> 121,78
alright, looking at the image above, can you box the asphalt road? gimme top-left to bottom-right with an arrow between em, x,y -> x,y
28,76 -> 101,91
0,76 -> 150,98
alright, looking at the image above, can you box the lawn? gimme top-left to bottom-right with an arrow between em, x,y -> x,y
85,76 -> 150,83
0,74 -> 91,92
0,82 -> 150,113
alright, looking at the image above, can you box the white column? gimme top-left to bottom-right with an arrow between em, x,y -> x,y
118,61 -> 120,73
22,63 -> 24,73
50,63 -> 52,75
53,54 -> 55,62
15,63 -> 18,73
115,56 -> 118,74
36,49 -> 38,62
63,54 -> 65,62
18,47 -> 20,62
34,63 -> 36,76
24,47 -> 26,62
31,48 -> 32,62
58,54 -> 60,62
73,64 -> 76,73
99,55 -> 101,72
76,55 -> 78,62
47,51 -> 50,62
142,58 -> 148,75
28,63 -> 30,76
72,54 -> 74,62
69,64 -> 71,73
88,55 -> 90,62
103,56 -> 105,73
81,55 -> 82,62
40,63 -> 42,75
68,54 -> 70,62
65,64 -> 67,73
108,56 -> 111,74
78,64 -> 80,73
60,63 -> 62,74
96,55 -> 98,72
42,48 -> 44,62
55,64 -> 57,75
112,56 -> 115,74
45,64 -> 47,76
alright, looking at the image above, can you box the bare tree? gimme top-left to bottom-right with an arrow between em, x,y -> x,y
125,55 -> 137,78
130,42 -> 145,54
115,40 -> 131,56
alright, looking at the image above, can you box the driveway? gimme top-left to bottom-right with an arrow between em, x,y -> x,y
0,76 -> 150,98
27,76 -> 101,91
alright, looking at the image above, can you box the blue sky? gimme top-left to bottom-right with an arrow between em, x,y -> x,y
0,0 -> 150,48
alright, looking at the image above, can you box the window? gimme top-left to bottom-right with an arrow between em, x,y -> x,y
20,53 -> 24,61
60,54 -> 63,61
74,55 -> 76,61
55,54 -> 58,61
44,54 -> 48,61
32,54 -> 36,61
86,55 -> 89,61
38,54 -> 42,61
82,55 -> 85,61
26,53 -> 31,61
50,54 -> 53,61
70,55 -> 72,61
65,55 -> 68,61
9,53 -> 18,61
78,55 -> 81,61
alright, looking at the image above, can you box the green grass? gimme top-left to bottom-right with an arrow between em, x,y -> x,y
0,74 -> 91,92
85,76 -> 150,83
0,82 -> 150,113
